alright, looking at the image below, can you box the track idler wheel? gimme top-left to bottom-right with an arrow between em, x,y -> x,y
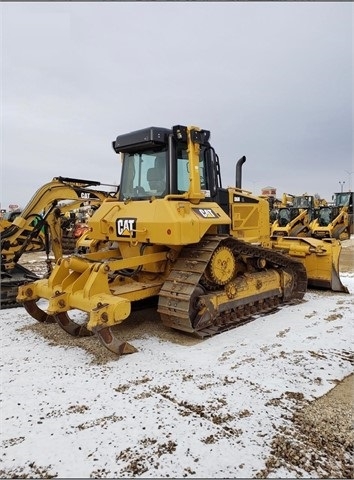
55,312 -> 93,337
22,300 -> 56,324
96,327 -> 138,356
204,245 -> 236,287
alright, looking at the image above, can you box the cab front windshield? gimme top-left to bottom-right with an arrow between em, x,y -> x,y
120,148 -> 168,200
119,145 -> 208,200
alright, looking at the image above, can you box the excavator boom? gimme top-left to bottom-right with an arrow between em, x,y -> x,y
1,176 -> 116,308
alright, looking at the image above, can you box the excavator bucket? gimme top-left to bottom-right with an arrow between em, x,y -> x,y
271,236 -> 349,293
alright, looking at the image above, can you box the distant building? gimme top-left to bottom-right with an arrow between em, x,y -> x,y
261,186 -> 277,197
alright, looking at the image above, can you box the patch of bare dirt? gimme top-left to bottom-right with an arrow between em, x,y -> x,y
0,462 -> 58,479
20,307 -> 201,366
256,374 -> 354,478
255,237 -> 354,478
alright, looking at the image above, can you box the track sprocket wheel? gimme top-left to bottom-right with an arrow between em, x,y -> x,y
204,245 -> 236,286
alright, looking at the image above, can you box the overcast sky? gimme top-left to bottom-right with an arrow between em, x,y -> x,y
1,2 -> 353,210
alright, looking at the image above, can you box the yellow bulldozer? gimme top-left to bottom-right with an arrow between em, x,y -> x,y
1,177 -> 117,308
17,125 -> 348,356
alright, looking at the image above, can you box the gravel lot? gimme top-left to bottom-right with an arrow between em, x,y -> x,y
4,237 -> 353,478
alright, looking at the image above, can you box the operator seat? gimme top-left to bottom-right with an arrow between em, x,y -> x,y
147,167 -> 165,194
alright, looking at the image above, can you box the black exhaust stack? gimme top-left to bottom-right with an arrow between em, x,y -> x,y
235,156 -> 246,188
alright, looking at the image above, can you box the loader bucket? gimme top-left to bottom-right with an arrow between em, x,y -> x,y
271,237 -> 349,293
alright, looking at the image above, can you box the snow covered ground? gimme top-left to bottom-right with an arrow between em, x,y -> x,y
1,270 -> 353,478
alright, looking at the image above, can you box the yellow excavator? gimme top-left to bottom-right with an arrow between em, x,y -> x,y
310,191 -> 353,240
17,125 -> 348,356
0,210 -> 23,230
0,209 -> 47,254
1,177 -> 117,308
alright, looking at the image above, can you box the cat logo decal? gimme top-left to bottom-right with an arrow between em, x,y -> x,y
116,218 -> 137,238
192,208 -> 219,219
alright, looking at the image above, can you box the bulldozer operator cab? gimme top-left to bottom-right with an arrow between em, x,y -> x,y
114,125 -> 220,203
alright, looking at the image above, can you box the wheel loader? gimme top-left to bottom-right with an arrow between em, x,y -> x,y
17,125 -> 349,356
310,191 -> 353,240
1,177 -> 117,308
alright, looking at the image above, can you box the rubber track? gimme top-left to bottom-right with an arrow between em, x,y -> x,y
0,265 -> 39,309
158,235 -> 308,337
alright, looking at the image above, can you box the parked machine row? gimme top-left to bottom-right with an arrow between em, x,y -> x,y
270,191 -> 353,240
